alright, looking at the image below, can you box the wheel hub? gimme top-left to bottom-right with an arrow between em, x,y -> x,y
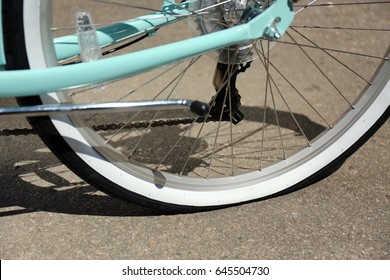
188,0 -> 273,64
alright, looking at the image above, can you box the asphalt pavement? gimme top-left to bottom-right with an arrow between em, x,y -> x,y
0,0 -> 389,260
0,96 -> 388,259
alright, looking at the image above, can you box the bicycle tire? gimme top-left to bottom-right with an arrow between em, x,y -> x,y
3,0 -> 389,212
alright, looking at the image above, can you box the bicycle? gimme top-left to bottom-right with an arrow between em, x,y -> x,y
0,0 -> 388,212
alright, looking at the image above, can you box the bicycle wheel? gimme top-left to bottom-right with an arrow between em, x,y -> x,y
3,0 -> 389,212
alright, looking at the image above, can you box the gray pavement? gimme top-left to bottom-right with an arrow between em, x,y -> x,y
0,0 -> 389,260
0,96 -> 388,259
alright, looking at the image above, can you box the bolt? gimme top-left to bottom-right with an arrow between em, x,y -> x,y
264,26 -> 281,40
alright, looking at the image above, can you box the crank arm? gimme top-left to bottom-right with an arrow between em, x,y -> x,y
0,99 -> 209,118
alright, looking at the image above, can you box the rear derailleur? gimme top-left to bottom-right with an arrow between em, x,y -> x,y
206,61 -> 251,125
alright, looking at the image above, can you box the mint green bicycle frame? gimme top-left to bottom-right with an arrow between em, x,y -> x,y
0,0 -> 294,98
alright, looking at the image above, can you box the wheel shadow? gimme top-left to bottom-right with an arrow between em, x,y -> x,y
109,105 -> 327,175
0,105 -> 326,217
0,147 -> 162,217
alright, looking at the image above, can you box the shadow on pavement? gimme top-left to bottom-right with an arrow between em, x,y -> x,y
0,152 -> 162,217
0,105 -> 326,217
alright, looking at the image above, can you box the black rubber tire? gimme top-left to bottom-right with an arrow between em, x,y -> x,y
2,0 -> 389,212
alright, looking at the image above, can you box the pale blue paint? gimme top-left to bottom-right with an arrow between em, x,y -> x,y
0,0 -> 294,97
55,3 -> 189,61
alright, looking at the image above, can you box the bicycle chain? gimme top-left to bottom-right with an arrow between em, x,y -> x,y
0,128 -> 38,136
91,117 -> 199,131
0,117 -> 201,136
1,63 -> 250,137
0,62 -> 249,136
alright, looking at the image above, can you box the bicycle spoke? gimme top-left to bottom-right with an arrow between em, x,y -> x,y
295,0 -> 320,15
254,43 -> 312,147
276,41 -> 389,61
227,51 -> 235,176
127,57 -> 199,155
47,0 -> 389,181
79,61 -> 185,124
294,1 -> 390,8
254,46 -> 311,146
259,41 -> 271,170
177,118 -> 208,176
11,0 -> 390,210
254,42 -> 333,129
291,25 -> 390,32
207,83 -> 231,178
195,0 -> 232,14
286,31 -> 355,109
106,57 -> 201,146
91,0 -> 167,13
259,41 -> 287,161
290,27 -> 373,85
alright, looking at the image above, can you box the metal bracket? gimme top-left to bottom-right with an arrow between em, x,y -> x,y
0,99 -> 209,118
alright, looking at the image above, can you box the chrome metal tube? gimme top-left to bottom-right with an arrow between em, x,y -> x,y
0,99 -> 209,117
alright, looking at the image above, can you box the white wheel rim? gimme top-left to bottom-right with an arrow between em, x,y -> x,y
23,0 -> 390,207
